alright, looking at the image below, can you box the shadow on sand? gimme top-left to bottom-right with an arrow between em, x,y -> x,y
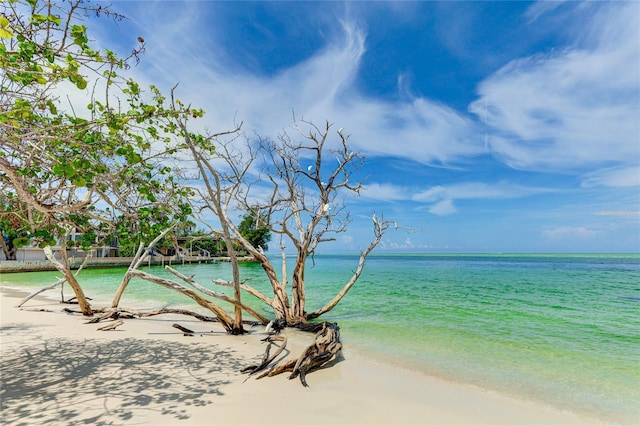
0,325 -> 249,425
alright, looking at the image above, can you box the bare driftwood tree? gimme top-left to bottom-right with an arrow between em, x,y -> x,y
205,118 -> 389,326
133,116 -> 388,383
234,120 -> 388,383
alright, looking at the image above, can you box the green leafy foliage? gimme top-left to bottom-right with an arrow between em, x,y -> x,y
238,210 -> 272,251
0,16 -> 12,39
0,0 -> 202,254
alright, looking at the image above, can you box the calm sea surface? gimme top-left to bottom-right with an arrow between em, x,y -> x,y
2,254 -> 639,424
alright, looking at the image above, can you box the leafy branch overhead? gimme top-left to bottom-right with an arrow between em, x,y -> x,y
1,0 -> 200,313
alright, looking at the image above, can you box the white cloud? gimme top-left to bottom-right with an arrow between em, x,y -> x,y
96,3 -> 483,168
413,181 -> 556,216
412,185 -> 446,203
523,1 -> 569,23
87,1 -> 637,180
378,236 -> 452,251
413,181 -> 554,202
343,97 -> 482,165
581,165 -> 640,188
340,235 -> 354,246
542,226 -> 601,239
361,180 -> 554,216
429,199 -> 457,216
360,183 -> 410,201
469,2 -> 640,174
379,236 -> 425,250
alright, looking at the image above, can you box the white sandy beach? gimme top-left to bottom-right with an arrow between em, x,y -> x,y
0,288 -> 599,425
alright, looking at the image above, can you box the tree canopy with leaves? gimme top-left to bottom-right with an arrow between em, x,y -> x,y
0,0 -> 195,314
238,209 -> 271,252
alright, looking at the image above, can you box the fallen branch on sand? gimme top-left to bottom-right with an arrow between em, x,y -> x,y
172,323 -> 195,336
20,308 -> 55,312
17,254 -> 92,308
87,306 -> 219,323
17,277 -> 66,308
97,319 -> 124,331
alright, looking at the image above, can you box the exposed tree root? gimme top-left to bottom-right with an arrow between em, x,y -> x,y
243,322 -> 342,387
242,335 -> 289,377
289,322 -> 342,387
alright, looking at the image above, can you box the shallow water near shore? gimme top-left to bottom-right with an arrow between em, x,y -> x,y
2,253 -> 639,424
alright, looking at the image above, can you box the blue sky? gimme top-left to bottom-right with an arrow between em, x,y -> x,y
93,1 -> 639,253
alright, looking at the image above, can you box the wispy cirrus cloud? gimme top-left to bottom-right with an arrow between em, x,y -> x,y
542,225 -> 601,240
428,199 -> 457,216
360,181 -> 555,216
98,1 -> 482,168
581,165 -> 640,188
469,2 -> 639,181
80,1 -> 639,253
523,1 -> 570,23
412,181 -> 552,202
105,0 -> 638,183
378,236 -> 440,251
413,181 -> 556,216
360,183 -> 410,202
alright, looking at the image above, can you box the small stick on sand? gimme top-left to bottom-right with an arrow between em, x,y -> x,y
172,323 -> 195,336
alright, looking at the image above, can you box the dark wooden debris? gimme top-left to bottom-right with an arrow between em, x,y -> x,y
172,323 -> 195,336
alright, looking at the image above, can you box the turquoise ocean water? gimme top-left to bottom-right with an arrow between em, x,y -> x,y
2,254 -> 639,424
